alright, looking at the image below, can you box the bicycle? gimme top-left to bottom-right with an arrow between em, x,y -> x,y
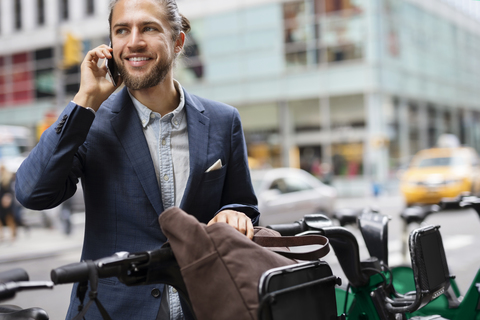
0,268 -> 53,320
388,194 -> 480,320
267,211 -> 452,320
1,210 -> 459,320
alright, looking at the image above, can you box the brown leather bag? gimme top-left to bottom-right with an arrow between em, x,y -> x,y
158,207 -> 330,320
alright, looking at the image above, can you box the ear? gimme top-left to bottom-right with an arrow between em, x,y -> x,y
175,32 -> 186,53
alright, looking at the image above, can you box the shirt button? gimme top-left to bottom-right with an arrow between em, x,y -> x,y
151,288 -> 161,298
150,114 -> 155,119
164,175 -> 169,181
173,120 -> 178,125
162,139 -> 166,145
172,288 -> 178,293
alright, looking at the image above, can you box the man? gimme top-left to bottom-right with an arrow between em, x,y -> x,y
15,0 -> 259,319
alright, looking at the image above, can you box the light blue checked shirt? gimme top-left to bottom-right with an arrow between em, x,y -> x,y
128,80 -> 189,208
129,80 -> 189,320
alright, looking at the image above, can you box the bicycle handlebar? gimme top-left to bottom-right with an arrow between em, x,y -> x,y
51,246 -> 194,317
0,268 -> 29,283
51,251 -> 134,285
266,221 -> 304,236
267,218 -> 370,287
51,246 -> 183,288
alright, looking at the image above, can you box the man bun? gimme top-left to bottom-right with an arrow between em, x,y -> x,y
181,14 -> 191,34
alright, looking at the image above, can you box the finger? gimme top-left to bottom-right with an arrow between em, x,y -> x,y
206,216 -> 217,226
226,214 -> 239,230
236,214 -> 247,235
246,218 -> 254,240
86,46 -> 111,61
207,212 -> 228,226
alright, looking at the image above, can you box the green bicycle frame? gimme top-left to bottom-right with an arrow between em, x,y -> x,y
392,266 -> 480,320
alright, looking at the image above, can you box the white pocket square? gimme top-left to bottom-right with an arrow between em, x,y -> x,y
205,159 -> 222,172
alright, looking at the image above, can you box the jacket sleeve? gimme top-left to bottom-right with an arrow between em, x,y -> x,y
15,102 -> 95,210
216,108 -> 260,225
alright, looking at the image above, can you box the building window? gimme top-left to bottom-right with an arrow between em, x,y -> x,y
0,52 -> 35,107
14,0 -> 22,30
34,48 -> 55,99
86,0 -> 94,16
60,0 -> 69,21
283,1 -> 308,67
37,0 -> 45,26
283,0 -> 364,68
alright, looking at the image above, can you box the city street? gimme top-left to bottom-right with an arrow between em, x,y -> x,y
1,194 -> 479,319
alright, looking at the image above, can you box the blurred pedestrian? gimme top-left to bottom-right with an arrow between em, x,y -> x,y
10,172 -> 26,230
59,196 -> 73,235
0,165 -> 17,242
320,162 -> 333,185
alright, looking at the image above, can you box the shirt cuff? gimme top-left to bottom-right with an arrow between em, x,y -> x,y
85,107 -> 96,115
71,100 -> 96,115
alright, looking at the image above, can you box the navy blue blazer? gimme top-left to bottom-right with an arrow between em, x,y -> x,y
16,86 -> 259,319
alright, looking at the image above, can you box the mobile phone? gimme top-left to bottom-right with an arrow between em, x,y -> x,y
105,43 -> 120,87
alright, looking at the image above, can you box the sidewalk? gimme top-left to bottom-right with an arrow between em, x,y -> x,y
0,218 -> 84,264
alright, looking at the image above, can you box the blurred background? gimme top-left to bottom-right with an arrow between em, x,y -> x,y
2,0 -> 480,317
2,0 -> 480,197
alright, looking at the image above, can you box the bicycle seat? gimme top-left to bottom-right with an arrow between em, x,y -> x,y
400,205 -> 439,225
0,305 -> 49,320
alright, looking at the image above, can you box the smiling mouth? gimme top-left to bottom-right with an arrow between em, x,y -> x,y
127,57 -> 151,62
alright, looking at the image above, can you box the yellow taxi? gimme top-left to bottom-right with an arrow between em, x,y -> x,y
400,147 -> 480,206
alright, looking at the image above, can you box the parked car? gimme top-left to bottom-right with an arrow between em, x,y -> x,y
0,125 -> 34,173
400,146 -> 480,206
250,168 -> 337,226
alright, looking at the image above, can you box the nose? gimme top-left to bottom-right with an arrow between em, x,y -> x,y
127,28 -> 146,51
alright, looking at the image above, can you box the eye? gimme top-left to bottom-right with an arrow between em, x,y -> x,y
115,28 -> 128,35
144,26 -> 157,32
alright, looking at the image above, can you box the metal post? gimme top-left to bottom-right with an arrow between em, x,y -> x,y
418,101 -> 428,150
55,0 -> 66,111
320,96 -> 332,166
399,98 -> 410,163
278,100 -> 292,167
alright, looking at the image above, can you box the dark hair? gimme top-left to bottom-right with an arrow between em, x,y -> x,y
108,0 -> 191,41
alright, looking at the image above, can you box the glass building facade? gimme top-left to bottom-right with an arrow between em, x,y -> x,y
1,0 -> 480,195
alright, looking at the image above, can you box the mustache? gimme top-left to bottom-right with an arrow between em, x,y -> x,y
120,51 -> 154,59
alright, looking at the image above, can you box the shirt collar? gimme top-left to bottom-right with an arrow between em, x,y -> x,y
129,80 -> 186,129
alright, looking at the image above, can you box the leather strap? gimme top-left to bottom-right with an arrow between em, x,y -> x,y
253,235 -> 330,261
72,261 -> 112,320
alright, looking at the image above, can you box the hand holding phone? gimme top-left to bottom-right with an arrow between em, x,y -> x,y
105,43 -> 120,87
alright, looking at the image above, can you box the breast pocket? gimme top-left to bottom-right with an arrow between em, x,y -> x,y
203,164 -> 227,183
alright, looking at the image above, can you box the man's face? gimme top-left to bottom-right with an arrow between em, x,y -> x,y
110,0 -> 181,90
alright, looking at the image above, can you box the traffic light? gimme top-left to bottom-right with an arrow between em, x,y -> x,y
63,33 -> 83,68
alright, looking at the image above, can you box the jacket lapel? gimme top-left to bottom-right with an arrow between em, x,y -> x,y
180,90 -> 210,209
110,87 -> 164,214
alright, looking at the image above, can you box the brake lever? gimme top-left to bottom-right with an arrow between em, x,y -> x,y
95,251 -> 136,268
14,281 -> 54,291
0,281 -> 54,301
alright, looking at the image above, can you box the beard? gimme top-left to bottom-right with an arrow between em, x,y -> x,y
117,53 -> 173,90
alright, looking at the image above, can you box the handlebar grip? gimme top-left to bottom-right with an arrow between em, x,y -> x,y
266,222 -> 305,236
0,268 -> 29,283
51,262 -> 89,285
